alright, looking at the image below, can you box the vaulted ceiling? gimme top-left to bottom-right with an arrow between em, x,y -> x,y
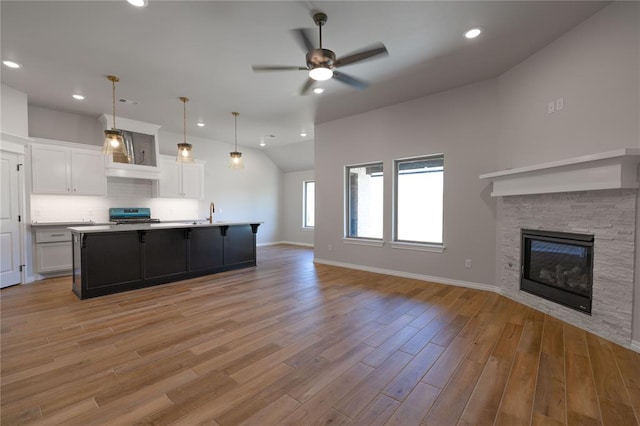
1,1 -> 607,171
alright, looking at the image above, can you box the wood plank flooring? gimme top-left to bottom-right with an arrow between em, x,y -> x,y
1,244 -> 639,425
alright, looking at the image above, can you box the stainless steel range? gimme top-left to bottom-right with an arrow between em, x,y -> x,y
109,208 -> 160,224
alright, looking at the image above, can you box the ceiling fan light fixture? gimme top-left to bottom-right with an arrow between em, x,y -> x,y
102,75 -> 127,157
127,0 -> 148,7
309,66 -> 333,81
176,97 -> 195,163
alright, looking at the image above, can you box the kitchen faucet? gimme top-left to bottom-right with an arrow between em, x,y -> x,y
208,202 -> 215,224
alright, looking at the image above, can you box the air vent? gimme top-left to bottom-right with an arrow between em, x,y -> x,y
118,98 -> 139,105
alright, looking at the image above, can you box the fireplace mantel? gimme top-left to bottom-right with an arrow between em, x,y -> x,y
480,149 -> 640,197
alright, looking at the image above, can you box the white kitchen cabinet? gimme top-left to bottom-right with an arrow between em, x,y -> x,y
155,156 -> 204,199
34,227 -> 72,274
31,143 -> 106,195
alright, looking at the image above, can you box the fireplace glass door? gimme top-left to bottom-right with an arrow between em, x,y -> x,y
521,229 -> 593,314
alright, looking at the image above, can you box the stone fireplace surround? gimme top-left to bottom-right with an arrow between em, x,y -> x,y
481,149 -> 640,347
499,189 -> 636,346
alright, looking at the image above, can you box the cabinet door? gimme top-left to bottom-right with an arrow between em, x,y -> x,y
157,158 -> 181,197
181,162 -> 204,199
36,241 -> 72,273
71,150 -> 106,195
143,229 -> 188,279
31,145 -> 70,194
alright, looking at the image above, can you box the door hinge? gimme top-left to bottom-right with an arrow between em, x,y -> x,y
19,265 -> 25,272
17,163 -> 23,171
18,215 -> 21,222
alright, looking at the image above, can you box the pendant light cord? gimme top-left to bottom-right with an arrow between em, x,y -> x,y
107,75 -> 119,130
183,98 -> 187,143
233,112 -> 239,151
112,79 -> 116,129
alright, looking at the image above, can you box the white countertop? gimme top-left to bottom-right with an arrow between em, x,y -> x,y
68,221 -> 262,233
31,221 -> 98,227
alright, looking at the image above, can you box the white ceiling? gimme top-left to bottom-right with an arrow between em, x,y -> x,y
1,1 -> 607,172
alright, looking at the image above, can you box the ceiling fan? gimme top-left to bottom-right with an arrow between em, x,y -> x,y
252,12 -> 389,95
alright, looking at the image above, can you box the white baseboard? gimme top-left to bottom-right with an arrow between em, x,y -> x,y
631,340 -> 640,353
258,241 -> 314,248
313,257 -> 497,293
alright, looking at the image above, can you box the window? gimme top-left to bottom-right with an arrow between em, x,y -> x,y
303,180 -> 315,228
394,155 -> 443,245
346,163 -> 383,239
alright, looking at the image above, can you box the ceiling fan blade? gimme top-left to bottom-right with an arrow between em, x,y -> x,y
335,43 -> 388,67
291,28 -> 315,53
332,71 -> 369,90
252,65 -> 308,72
299,78 -> 315,95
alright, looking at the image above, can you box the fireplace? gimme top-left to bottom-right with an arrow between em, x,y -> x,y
521,229 -> 594,314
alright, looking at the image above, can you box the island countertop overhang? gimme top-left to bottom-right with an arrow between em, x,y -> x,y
68,221 -> 263,234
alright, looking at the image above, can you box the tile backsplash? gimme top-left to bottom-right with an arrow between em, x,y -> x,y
30,178 -> 200,223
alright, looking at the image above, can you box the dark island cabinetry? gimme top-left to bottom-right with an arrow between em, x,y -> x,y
71,223 -> 259,299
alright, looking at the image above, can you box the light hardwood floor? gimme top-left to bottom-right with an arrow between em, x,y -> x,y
1,244 -> 639,425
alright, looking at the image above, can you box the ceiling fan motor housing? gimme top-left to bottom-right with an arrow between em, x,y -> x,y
306,48 -> 336,70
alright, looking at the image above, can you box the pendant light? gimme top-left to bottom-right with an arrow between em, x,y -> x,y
229,112 -> 244,169
102,75 -> 126,157
176,97 -> 195,163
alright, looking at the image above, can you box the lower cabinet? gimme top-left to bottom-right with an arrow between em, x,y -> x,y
72,224 -> 259,299
143,229 -> 188,281
81,231 -> 142,291
35,227 -> 72,274
189,227 -> 224,272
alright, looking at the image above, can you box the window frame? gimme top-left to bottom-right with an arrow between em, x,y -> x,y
344,161 -> 384,243
302,180 -> 315,229
392,153 -> 445,251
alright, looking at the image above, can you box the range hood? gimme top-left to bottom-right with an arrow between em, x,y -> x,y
98,114 -> 161,180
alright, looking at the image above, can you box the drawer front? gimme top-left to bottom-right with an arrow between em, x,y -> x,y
36,229 -> 72,243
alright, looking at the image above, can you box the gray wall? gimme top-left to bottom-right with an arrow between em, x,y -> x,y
315,78 -> 500,287
27,106 -> 283,244
2,84 -> 29,137
282,169 -> 314,246
496,1 -> 639,168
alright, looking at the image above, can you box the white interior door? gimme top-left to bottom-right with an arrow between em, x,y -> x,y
0,151 -> 22,288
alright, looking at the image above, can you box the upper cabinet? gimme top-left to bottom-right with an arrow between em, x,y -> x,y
31,142 -> 106,195
98,115 -> 161,180
154,156 -> 204,199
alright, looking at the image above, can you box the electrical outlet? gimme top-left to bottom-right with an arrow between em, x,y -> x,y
555,97 -> 564,111
547,101 -> 555,114
465,259 -> 472,268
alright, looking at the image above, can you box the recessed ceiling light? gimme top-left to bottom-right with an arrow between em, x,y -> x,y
3,60 -> 21,69
464,28 -> 482,39
196,122 -> 205,127
313,87 -> 325,94
300,132 -> 307,137
72,94 -> 85,100
259,141 -> 266,147
127,0 -> 148,7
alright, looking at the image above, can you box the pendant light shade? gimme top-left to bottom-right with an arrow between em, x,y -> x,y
176,97 -> 195,163
102,75 -> 126,157
229,112 -> 244,169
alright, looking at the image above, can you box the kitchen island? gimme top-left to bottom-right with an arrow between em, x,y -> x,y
69,222 -> 260,299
